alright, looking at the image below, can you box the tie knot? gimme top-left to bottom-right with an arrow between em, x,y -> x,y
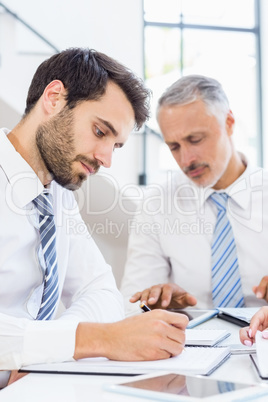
32,192 -> 54,216
210,192 -> 228,212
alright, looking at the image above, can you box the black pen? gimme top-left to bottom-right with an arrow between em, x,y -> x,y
140,302 -> 151,312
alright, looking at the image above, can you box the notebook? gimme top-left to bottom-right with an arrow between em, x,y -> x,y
217,307 -> 259,327
21,347 -> 231,376
185,329 -> 230,346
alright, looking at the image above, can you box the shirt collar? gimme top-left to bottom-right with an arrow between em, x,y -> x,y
226,159 -> 263,210
0,128 -> 44,209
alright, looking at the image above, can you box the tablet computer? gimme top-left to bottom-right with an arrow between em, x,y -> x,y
104,372 -> 267,401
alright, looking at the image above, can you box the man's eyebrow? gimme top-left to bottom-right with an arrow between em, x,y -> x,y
98,118 -> 118,136
166,132 -> 205,145
165,140 -> 178,146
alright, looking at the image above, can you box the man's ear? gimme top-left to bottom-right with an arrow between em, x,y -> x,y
42,80 -> 67,116
226,109 -> 235,137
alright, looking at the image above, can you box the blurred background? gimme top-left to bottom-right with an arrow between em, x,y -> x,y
1,0 -> 267,285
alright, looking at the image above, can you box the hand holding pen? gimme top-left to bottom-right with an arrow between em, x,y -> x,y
140,302 -> 187,351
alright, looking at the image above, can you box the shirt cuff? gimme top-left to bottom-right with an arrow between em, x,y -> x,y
22,320 -> 79,367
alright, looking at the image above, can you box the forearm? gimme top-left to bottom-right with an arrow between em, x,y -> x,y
74,322 -> 109,360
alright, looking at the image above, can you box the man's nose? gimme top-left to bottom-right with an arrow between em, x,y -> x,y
94,143 -> 113,168
180,146 -> 195,168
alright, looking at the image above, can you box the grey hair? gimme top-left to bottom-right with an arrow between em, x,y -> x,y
157,75 -> 230,126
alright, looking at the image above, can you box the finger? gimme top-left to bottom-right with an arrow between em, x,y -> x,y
186,294 -> 198,306
130,289 -> 152,304
249,307 -> 268,336
140,316 -> 185,360
262,329 -> 268,339
253,276 -> 268,299
173,293 -> 197,309
160,286 -> 198,309
163,327 -> 186,357
239,327 -> 253,346
167,323 -> 186,345
144,343 -> 173,360
162,337 -> 185,358
139,289 -> 152,305
162,310 -> 189,329
129,292 -> 142,303
176,293 -> 197,308
264,287 -> 268,303
149,309 -> 189,329
255,287 -> 265,299
147,286 -> 163,306
160,285 -> 173,308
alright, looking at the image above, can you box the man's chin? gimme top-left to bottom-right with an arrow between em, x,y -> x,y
54,174 -> 87,191
187,175 -> 215,189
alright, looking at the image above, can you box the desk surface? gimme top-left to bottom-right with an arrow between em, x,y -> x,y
1,317 -> 268,401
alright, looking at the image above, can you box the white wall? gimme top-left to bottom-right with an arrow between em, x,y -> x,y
2,0 -> 268,285
0,0 -> 145,185
0,0 -> 145,285
260,0 -> 268,168
4,0 -> 144,74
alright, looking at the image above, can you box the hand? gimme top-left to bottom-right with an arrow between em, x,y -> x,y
129,283 -> 197,309
252,276 -> 268,302
74,309 -> 189,361
239,306 -> 268,346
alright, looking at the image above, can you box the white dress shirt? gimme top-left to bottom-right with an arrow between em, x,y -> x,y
121,158 -> 268,315
0,128 -> 124,370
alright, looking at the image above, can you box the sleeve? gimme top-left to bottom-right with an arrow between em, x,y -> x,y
0,313 -> 77,370
120,204 -> 172,316
0,187 -> 124,370
57,188 -> 125,323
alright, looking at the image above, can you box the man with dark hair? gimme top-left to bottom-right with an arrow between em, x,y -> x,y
0,48 -> 188,384
121,74 -> 268,315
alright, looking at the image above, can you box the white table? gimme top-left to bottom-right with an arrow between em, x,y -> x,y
1,317 -> 268,401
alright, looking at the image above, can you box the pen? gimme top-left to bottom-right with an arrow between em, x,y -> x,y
140,302 -> 151,312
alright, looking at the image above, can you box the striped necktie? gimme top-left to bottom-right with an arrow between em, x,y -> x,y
33,192 -> 59,320
210,192 -> 245,307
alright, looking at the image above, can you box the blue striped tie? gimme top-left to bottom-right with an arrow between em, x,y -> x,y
210,192 -> 245,307
33,192 -> 59,320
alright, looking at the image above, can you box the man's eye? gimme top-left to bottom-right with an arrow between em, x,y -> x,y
190,137 -> 202,144
170,144 -> 179,152
96,127 -> 105,137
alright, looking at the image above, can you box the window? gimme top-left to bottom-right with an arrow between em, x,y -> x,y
143,0 -> 262,178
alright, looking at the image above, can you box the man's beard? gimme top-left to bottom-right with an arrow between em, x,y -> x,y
36,107 -> 99,190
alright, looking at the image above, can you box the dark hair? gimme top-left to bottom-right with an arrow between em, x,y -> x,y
24,48 -> 150,129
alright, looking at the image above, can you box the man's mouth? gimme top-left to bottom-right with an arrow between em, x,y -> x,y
184,164 -> 208,179
81,161 -> 97,175
188,166 -> 206,178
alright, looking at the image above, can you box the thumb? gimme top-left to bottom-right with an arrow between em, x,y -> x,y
185,293 -> 197,306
